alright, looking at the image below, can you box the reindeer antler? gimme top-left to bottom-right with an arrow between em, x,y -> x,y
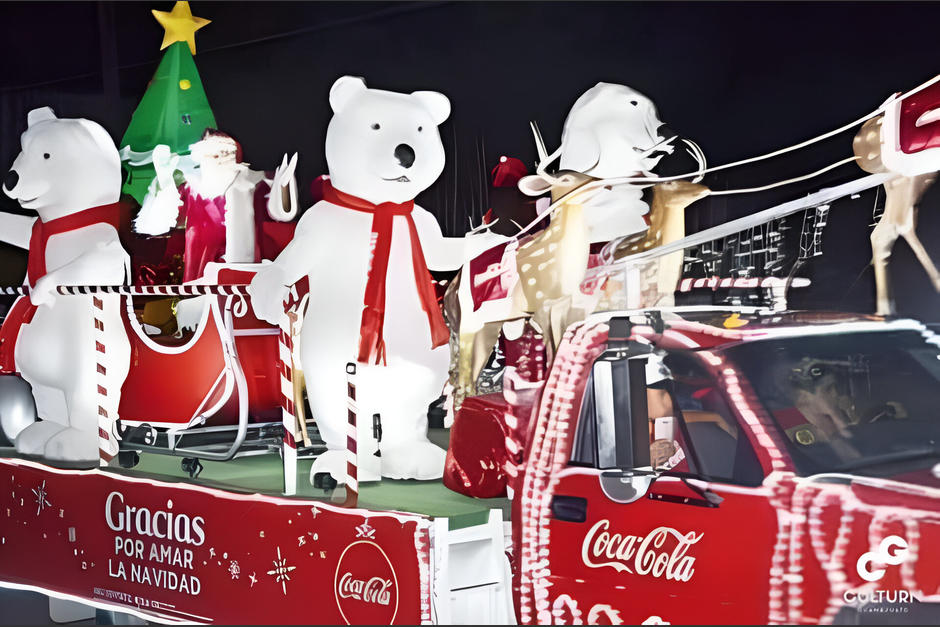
529,120 -> 563,182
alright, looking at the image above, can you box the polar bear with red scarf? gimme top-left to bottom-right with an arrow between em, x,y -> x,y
0,107 -> 130,462
250,76 -> 503,482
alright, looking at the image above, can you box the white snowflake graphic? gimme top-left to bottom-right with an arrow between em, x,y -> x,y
249,572 -> 257,588
297,535 -> 306,547
228,560 -> 240,579
311,506 -> 320,519
32,481 -> 51,516
266,546 -> 296,595
355,519 -> 375,539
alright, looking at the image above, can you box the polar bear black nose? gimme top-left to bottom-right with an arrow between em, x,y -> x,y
3,170 -> 18,192
394,144 -> 415,169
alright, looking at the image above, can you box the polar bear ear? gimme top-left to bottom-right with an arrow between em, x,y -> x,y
27,107 -> 57,127
75,119 -> 120,166
329,76 -> 367,114
411,91 -> 451,125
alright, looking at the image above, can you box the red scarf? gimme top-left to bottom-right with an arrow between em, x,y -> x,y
0,201 -> 125,375
27,201 -> 124,288
322,181 -> 449,365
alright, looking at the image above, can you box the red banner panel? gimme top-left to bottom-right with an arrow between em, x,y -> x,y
0,459 -> 431,624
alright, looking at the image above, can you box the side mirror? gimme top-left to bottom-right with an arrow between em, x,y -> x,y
599,469 -> 657,504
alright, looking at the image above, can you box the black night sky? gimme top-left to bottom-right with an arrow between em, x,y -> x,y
3,1 -> 940,321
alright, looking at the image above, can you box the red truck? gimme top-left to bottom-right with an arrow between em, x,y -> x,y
449,307 -> 940,624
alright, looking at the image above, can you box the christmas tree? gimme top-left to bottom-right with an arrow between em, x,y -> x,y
120,2 -> 215,203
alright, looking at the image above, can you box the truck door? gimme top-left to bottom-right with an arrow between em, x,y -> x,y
542,348 -> 779,625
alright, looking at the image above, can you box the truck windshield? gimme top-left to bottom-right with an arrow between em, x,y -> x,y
723,329 -> 940,476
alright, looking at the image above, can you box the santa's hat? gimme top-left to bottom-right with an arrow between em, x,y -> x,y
491,156 -> 529,188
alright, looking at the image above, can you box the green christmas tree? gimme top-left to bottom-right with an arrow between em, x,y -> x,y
120,2 -> 215,203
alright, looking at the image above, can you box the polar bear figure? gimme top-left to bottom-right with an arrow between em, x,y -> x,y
0,107 -> 130,462
249,76 -> 502,481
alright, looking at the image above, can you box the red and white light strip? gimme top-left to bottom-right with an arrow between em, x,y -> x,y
413,521 -> 433,624
518,320 -> 608,624
678,276 -> 811,292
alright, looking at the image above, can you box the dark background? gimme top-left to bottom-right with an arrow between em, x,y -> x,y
2,1 -> 940,320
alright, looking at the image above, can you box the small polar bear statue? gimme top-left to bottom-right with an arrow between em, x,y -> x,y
249,76 -> 504,482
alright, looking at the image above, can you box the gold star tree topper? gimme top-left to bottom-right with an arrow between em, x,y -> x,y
152,2 -> 210,55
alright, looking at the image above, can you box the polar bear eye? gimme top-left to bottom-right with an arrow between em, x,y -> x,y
418,126 -> 423,132
630,100 -> 638,106
43,153 -> 50,159
371,123 -> 381,130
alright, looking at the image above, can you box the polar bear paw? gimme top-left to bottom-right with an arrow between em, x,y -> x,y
15,421 -> 67,456
247,265 -> 290,326
309,448 -> 348,485
380,440 -> 446,480
42,427 -> 99,462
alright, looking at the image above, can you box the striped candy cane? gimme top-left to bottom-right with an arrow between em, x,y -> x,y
344,362 -> 359,507
94,295 -> 118,465
278,317 -> 298,496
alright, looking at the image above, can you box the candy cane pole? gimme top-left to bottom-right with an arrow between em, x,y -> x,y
94,295 -> 118,465
278,311 -> 298,496
343,362 -> 359,508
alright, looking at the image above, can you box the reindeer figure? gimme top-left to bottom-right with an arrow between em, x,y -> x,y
853,115 -> 940,315
449,82 -> 712,402
514,169 -> 599,315
449,169 -> 602,402
610,179 -> 711,308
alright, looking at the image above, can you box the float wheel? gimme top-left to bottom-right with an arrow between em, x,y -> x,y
312,472 -> 337,492
117,451 -> 139,469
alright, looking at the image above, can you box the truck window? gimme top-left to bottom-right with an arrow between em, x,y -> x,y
659,353 -> 764,486
725,329 -> 940,477
572,352 -> 764,486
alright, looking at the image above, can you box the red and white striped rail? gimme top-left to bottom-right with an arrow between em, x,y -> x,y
0,284 -> 251,297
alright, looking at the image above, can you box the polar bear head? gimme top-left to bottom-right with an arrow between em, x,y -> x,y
3,107 -> 121,222
559,82 -> 667,179
325,76 -> 450,205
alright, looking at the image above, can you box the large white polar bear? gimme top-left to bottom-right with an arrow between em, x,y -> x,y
250,76 -> 502,481
0,107 -> 130,462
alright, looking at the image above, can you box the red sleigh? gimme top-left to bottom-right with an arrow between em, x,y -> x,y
112,263 -> 317,488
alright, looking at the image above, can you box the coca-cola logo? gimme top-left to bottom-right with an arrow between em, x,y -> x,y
581,520 -> 703,582
334,540 -> 398,624
338,573 -> 393,605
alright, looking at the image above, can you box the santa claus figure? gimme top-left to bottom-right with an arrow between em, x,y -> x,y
134,129 -> 298,282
